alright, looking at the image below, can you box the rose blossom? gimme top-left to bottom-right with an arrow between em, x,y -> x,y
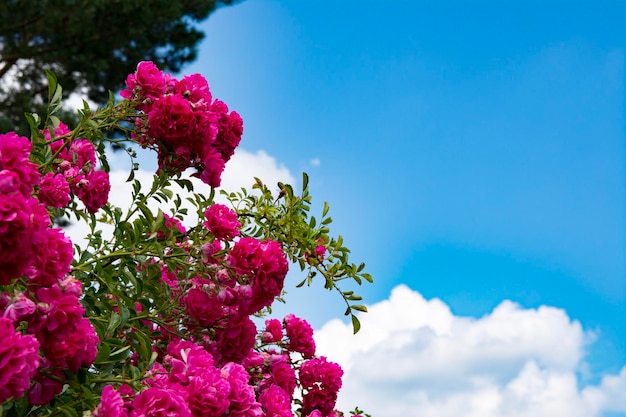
0,194 -> 50,284
27,360 -> 64,406
29,227 -> 73,286
0,132 -> 40,197
148,94 -> 196,143
131,387 -> 191,417
262,318 -> 283,343
38,172 -> 71,208
284,314 -> 316,357
259,384 -> 293,417
74,169 -> 111,213
121,61 -> 169,106
93,385 -> 128,417
2,292 -> 36,322
203,203 -> 241,241
0,317 -> 40,403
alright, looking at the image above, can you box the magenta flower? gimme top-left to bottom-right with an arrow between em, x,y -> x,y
74,170 -> 111,213
0,194 -> 50,285
203,203 -> 241,241
284,314 -> 316,357
29,227 -> 73,286
27,361 -> 64,406
0,132 -> 40,197
262,318 -> 283,343
122,61 -> 169,106
259,384 -> 294,417
93,385 -> 128,417
38,172 -> 71,208
0,317 -> 41,403
2,292 -> 36,322
131,387 -> 191,417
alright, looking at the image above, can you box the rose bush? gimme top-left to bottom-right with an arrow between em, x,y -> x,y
0,63 -> 372,417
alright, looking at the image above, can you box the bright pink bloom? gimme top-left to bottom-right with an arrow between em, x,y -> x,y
212,101 -> 243,163
131,387 -> 191,417
165,340 -> 216,383
215,315 -> 257,363
284,314 -> 316,357
176,74 -> 212,107
184,287 -> 225,327
302,386 -> 338,417
0,317 -> 40,403
299,356 -> 343,392
122,61 -> 169,105
2,292 -> 36,322
38,172 -> 71,208
74,170 -> 110,213
228,238 -> 264,276
29,227 -> 73,286
203,204 -> 240,241
262,318 -> 283,343
269,355 -> 297,398
259,385 -> 293,417
186,371 -> 231,417
148,94 -> 196,142
195,147 -> 225,188
27,362 -> 64,406
0,170 -> 20,194
94,385 -> 128,417
0,132 -> 40,197
249,240 -> 288,312
220,362 -> 262,417
0,194 -> 50,284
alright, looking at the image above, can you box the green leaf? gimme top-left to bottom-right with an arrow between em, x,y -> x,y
351,304 -> 368,313
351,314 -> 361,334
322,201 -> 330,217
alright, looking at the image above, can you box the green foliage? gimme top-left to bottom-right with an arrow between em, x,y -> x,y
224,172 -> 372,334
0,0 -> 241,133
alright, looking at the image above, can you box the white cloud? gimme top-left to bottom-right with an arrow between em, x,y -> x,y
315,285 -> 626,417
64,148 -> 295,246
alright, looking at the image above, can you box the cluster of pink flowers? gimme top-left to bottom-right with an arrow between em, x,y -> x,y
0,62 -> 354,417
41,122 -> 111,213
0,131 -> 100,405
121,61 -> 243,187
118,203 -> 343,417
93,317 -> 341,417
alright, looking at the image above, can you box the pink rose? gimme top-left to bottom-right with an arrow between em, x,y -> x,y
0,194 -> 49,285
0,317 -> 40,403
93,385 -> 128,417
284,314 -> 316,357
131,387 -> 191,417
27,361 -> 64,406
148,94 -> 196,143
29,227 -> 73,286
0,132 -> 40,197
262,318 -> 283,343
38,172 -> 71,208
203,204 -> 240,241
75,170 -> 110,213
259,385 -> 293,417
122,61 -> 169,105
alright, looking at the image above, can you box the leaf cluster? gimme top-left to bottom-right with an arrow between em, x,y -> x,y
223,173 -> 373,334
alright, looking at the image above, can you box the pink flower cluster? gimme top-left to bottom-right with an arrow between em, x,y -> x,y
121,61 -> 243,187
112,203 -> 344,417
94,324 -> 341,417
40,122 -> 111,213
0,132 -> 99,405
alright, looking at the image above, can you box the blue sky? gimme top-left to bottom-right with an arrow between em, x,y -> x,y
171,1 -> 624,414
